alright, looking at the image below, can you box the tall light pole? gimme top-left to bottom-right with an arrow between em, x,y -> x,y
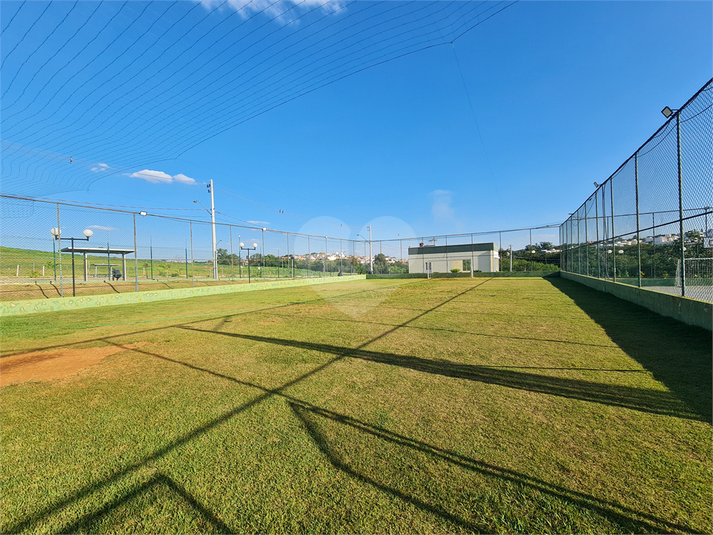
662,105 -> 685,296
209,180 -> 217,279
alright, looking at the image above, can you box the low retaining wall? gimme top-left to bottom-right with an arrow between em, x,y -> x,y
561,272 -> 712,331
0,275 -> 366,317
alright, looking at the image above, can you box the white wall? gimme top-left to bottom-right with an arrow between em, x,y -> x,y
409,251 -> 499,273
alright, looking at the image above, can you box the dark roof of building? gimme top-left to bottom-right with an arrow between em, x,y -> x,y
60,246 -> 135,254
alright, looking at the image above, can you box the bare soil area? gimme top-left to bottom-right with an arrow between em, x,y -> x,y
0,342 -> 149,387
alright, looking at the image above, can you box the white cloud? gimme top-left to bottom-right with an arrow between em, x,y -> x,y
247,220 -> 270,226
91,163 -> 109,173
173,173 -> 197,185
130,169 -> 196,185
88,225 -> 116,231
430,189 -> 455,222
199,0 -> 346,23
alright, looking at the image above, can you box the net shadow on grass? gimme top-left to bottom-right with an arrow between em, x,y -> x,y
545,277 -> 712,423
290,402 -> 691,533
5,283 -> 485,533
181,327 -> 701,421
57,473 -> 233,534
38,337 -> 688,534
264,310 -> 624,349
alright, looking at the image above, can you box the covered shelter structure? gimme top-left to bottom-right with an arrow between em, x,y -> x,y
60,245 -> 135,281
408,243 -> 499,274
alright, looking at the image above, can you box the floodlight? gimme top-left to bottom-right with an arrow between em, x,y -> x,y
239,242 -> 245,247
661,106 -> 674,118
50,227 -> 61,237
594,182 -> 600,188
83,229 -> 93,238
140,211 -> 147,216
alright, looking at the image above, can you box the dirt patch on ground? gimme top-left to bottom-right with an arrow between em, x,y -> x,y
0,342 -> 149,387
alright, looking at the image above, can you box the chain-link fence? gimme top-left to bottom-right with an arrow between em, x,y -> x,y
0,193 -> 560,302
560,79 -> 713,303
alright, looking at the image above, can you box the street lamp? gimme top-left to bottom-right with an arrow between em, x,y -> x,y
50,227 -> 61,282
67,229 -> 94,297
239,242 -> 258,283
661,106 -> 676,118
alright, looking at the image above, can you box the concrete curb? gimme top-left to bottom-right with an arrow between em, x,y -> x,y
0,275 -> 366,317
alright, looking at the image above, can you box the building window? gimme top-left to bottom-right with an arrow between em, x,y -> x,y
463,259 -> 471,272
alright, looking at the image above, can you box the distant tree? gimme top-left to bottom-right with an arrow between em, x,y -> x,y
373,253 -> 388,274
539,241 -> 555,250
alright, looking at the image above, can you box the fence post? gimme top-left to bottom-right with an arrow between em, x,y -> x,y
676,112 -> 686,297
190,222 -> 194,287
595,192 -> 600,279
651,213 -> 656,279
584,204 -> 588,276
230,226 -> 234,280
610,182 -> 616,282
529,228 -> 532,272
635,153 -> 641,288
577,213 -> 581,275
602,188 -> 609,279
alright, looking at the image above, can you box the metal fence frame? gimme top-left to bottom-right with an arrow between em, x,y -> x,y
560,79 -> 713,302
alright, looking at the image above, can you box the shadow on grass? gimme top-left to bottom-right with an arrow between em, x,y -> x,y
181,326 -> 701,421
290,402 -> 690,533
546,277 -> 712,423
5,282 -> 484,533
57,474 -> 232,534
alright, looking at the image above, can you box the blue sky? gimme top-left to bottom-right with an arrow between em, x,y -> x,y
1,0 -> 711,250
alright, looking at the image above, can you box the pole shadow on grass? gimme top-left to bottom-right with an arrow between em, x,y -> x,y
6,283 -> 486,533
38,338 -> 687,534
289,402 -> 691,533
545,277 -> 712,423
181,327 -> 701,421
57,473 -> 232,534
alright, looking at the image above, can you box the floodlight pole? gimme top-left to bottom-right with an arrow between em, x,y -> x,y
676,111 -> 686,297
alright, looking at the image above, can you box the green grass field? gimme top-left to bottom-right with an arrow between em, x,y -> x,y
1,277 -> 710,534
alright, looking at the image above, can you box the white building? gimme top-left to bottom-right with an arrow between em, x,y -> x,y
408,243 -> 499,274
